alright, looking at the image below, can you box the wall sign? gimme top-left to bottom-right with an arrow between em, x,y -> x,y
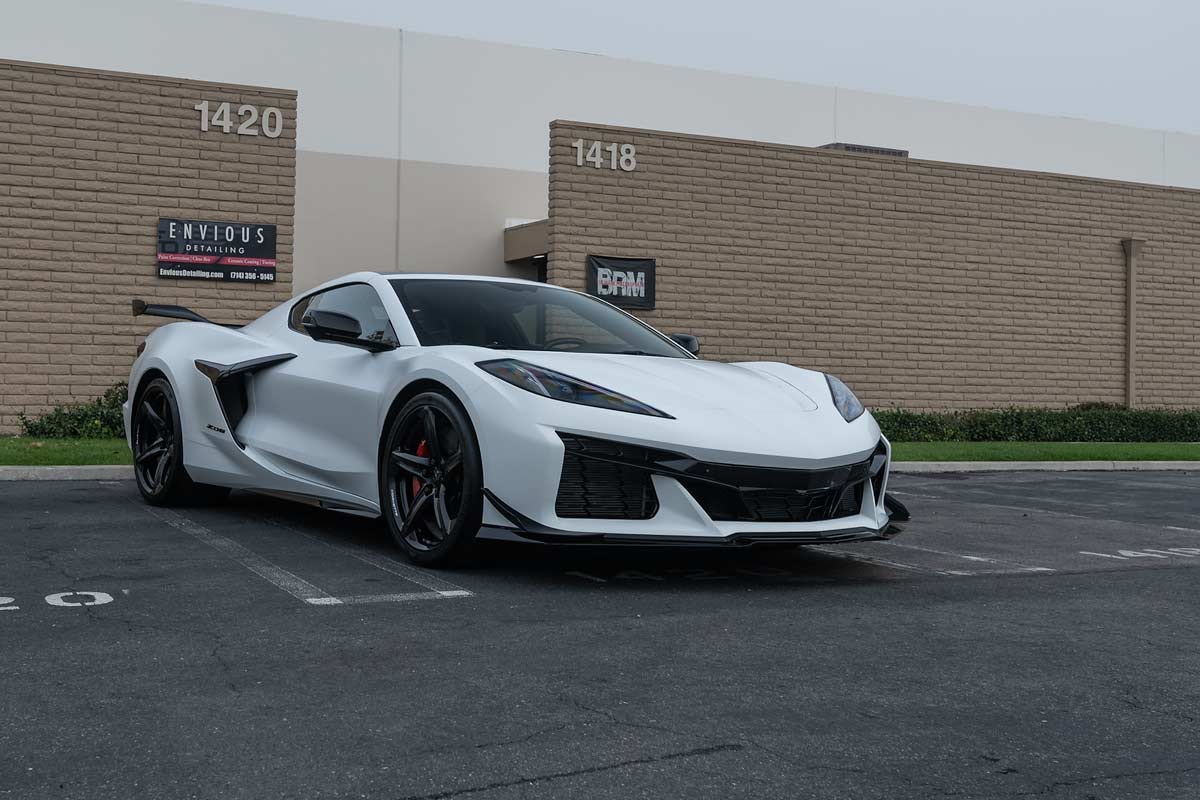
571,139 -> 637,171
194,101 -> 284,138
156,218 -> 277,283
586,255 -> 655,310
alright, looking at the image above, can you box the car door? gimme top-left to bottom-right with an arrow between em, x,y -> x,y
242,282 -> 401,503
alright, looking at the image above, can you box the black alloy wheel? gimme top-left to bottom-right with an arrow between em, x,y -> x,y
381,391 -> 483,567
132,377 -> 229,506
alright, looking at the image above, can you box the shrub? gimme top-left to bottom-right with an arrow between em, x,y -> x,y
18,383 -> 128,439
874,404 -> 1200,443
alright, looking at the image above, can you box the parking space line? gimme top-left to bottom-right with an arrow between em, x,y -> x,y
807,545 -> 956,577
308,590 -> 471,606
253,516 -> 474,598
139,505 -> 341,605
882,541 -> 1056,573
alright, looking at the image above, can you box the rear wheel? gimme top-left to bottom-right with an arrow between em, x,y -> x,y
132,377 -> 229,506
380,391 -> 483,567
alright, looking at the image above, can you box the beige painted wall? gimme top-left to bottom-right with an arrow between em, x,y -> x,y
294,150 -> 399,292
396,160 -> 547,279
294,157 -> 549,291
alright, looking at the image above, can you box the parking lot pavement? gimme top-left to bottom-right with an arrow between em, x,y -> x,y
1,471 -> 1198,800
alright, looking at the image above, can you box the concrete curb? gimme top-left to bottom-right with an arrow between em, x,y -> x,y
891,460 -> 1197,473
0,465 -> 134,481
0,461 -> 1195,481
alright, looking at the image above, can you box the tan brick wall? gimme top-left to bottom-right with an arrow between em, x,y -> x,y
548,121 -> 1200,410
0,60 -> 296,433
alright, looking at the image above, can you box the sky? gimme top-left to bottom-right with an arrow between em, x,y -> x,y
201,0 -> 1200,134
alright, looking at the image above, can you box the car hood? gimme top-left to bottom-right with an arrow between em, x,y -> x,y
486,351 -> 822,415
441,348 -> 878,465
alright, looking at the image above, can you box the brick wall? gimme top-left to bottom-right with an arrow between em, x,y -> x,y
0,60 -> 296,434
548,121 -> 1200,410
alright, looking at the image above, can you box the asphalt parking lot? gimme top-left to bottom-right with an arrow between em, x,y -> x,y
2,471 -> 1198,800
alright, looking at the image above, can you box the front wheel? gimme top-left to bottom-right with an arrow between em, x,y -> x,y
380,391 -> 484,567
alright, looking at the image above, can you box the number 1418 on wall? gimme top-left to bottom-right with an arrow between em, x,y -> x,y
572,139 -> 637,171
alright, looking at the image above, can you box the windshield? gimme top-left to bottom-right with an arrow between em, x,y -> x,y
391,279 -> 689,358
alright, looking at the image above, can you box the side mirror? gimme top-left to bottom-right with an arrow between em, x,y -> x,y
302,309 -> 398,352
302,309 -> 362,343
669,333 -> 700,356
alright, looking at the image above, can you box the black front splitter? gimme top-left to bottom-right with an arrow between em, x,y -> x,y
481,489 -> 903,547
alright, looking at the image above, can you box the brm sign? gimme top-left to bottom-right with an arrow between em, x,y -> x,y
156,218 -> 277,283
585,255 -> 656,310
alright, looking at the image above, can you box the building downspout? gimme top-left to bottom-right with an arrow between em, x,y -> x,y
1121,238 -> 1144,408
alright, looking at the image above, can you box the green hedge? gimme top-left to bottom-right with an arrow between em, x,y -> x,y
19,383 -> 128,439
875,404 -> 1200,443
15,385 -> 1200,444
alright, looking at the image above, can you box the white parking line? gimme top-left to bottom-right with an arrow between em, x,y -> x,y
807,545 -> 957,577
139,505 -> 341,605
308,590 -> 471,606
254,516 -> 473,599
882,541 -> 1056,573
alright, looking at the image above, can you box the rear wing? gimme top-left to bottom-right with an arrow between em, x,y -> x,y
131,299 -> 239,328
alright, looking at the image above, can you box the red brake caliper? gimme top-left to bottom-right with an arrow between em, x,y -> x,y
411,440 -> 429,496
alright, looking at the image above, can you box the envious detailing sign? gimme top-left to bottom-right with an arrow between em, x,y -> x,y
156,218 -> 277,283
585,255 -> 655,310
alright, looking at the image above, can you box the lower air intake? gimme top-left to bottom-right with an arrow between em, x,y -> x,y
555,436 -> 660,520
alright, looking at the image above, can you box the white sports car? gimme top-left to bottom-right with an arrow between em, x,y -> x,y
125,272 -> 908,565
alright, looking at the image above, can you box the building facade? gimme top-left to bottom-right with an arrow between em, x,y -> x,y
0,59 -> 296,434
547,122 -> 1200,411
1,0 -> 1198,431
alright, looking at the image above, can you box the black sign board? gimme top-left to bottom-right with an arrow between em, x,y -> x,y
156,218 -> 277,283
585,255 -> 655,310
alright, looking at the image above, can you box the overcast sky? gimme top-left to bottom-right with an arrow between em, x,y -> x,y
202,0 -> 1200,134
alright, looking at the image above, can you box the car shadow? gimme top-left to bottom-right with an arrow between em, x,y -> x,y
216,490 -> 906,590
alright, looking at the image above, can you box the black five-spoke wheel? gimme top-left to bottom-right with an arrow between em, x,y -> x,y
381,391 -> 483,566
132,377 -> 229,506
133,382 -> 177,496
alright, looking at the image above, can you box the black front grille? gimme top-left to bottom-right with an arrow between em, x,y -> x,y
742,487 -> 842,522
555,433 -> 881,524
555,436 -> 659,519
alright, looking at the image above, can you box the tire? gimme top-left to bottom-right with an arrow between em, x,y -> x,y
379,390 -> 484,567
131,377 -> 228,507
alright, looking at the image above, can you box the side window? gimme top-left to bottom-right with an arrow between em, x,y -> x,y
292,283 -> 397,344
288,296 -> 312,331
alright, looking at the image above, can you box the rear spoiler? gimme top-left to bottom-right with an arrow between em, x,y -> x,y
131,299 -> 239,328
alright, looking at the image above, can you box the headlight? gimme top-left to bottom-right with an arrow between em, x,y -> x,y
825,374 -> 865,422
477,359 -> 673,418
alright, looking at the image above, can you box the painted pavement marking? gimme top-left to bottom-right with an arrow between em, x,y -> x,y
139,504 -> 341,605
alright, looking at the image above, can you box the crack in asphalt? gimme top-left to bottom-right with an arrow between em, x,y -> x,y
393,743 -> 744,800
565,697 -> 692,739
1006,764 -> 1200,797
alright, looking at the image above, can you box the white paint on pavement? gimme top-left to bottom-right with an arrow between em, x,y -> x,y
140,505 -> 342,606
254,516 -> 473,599
307,590 -> 471,606
808,545 -> 957,577
45,591 -> 113,607
882,541 -> 1055,573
